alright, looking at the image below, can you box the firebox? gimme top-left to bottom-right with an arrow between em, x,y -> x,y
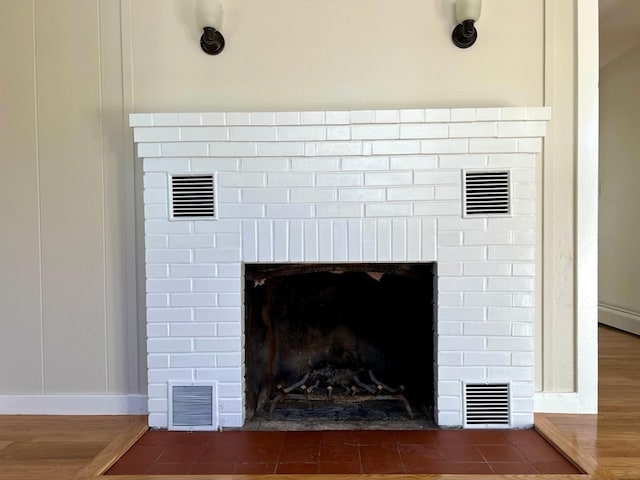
244,263 -> 437,428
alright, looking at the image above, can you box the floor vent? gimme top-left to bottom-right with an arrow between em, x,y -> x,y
170,174 -> 216,219
168,382 -> 217,431
463,170 -> 510,216
464,383 -> 510,427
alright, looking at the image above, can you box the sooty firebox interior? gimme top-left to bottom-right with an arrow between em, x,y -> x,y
244,263 -> 437,428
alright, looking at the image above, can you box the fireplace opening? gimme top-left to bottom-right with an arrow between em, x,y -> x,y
243,263 -> 437,429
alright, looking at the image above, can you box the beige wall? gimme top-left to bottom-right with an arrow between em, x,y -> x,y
129,0 -> 544,112
0,0 -> 578,402
599,44 -> 640,333
0,0 -> 141,396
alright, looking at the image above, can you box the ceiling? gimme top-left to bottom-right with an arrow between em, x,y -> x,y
600,0 -> 640,67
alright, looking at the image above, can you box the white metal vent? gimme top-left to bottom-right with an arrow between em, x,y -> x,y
170,174 -> 215,219
464,383 -> 510,427
463,170 -> 511,216
168,382 -> 217,431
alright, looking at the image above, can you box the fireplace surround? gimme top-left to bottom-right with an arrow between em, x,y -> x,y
131,107 -> 550,430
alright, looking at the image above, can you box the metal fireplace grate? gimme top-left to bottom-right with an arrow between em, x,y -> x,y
463,170 -> 511,216
170,174 -> 216,219
168,382 -> 217,431
464,383 -> 510,427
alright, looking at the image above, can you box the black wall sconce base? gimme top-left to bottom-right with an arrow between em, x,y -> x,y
201,26 -> 225,55
452,19 -> 478,49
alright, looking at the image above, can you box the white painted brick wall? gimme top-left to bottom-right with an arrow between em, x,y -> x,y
131,107 -> 550,430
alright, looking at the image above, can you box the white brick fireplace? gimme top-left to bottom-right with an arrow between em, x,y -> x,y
131,107 -> 550,430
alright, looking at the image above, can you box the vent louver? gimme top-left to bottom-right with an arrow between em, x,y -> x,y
464,383 -> 510,426
170,174 -> 215,219
168,383 -> 217,431
463,170 -> 510,216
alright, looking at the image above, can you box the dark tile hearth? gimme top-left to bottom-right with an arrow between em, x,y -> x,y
105,428 -> 583,475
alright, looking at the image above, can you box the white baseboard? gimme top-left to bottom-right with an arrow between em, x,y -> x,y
534,391 -> 597,414
534,392 -> 579,413
0,394 -> 148,415
1,392 -> 592,417
599,304 -> 640,335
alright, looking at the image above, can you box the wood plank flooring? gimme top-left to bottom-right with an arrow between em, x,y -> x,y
536,325 -> 640,480
0,415 -> 146,479
0,324 -> 637,479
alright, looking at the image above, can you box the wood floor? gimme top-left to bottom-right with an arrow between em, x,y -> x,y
0,415 -> 147,479
535,325 -> 640,480
0,324 -> 637,480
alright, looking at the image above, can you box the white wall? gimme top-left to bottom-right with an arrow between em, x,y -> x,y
0,0 -> 586,412
0,0 -> 143,410
599,44 -> 640,335
129,0 -> 544,112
